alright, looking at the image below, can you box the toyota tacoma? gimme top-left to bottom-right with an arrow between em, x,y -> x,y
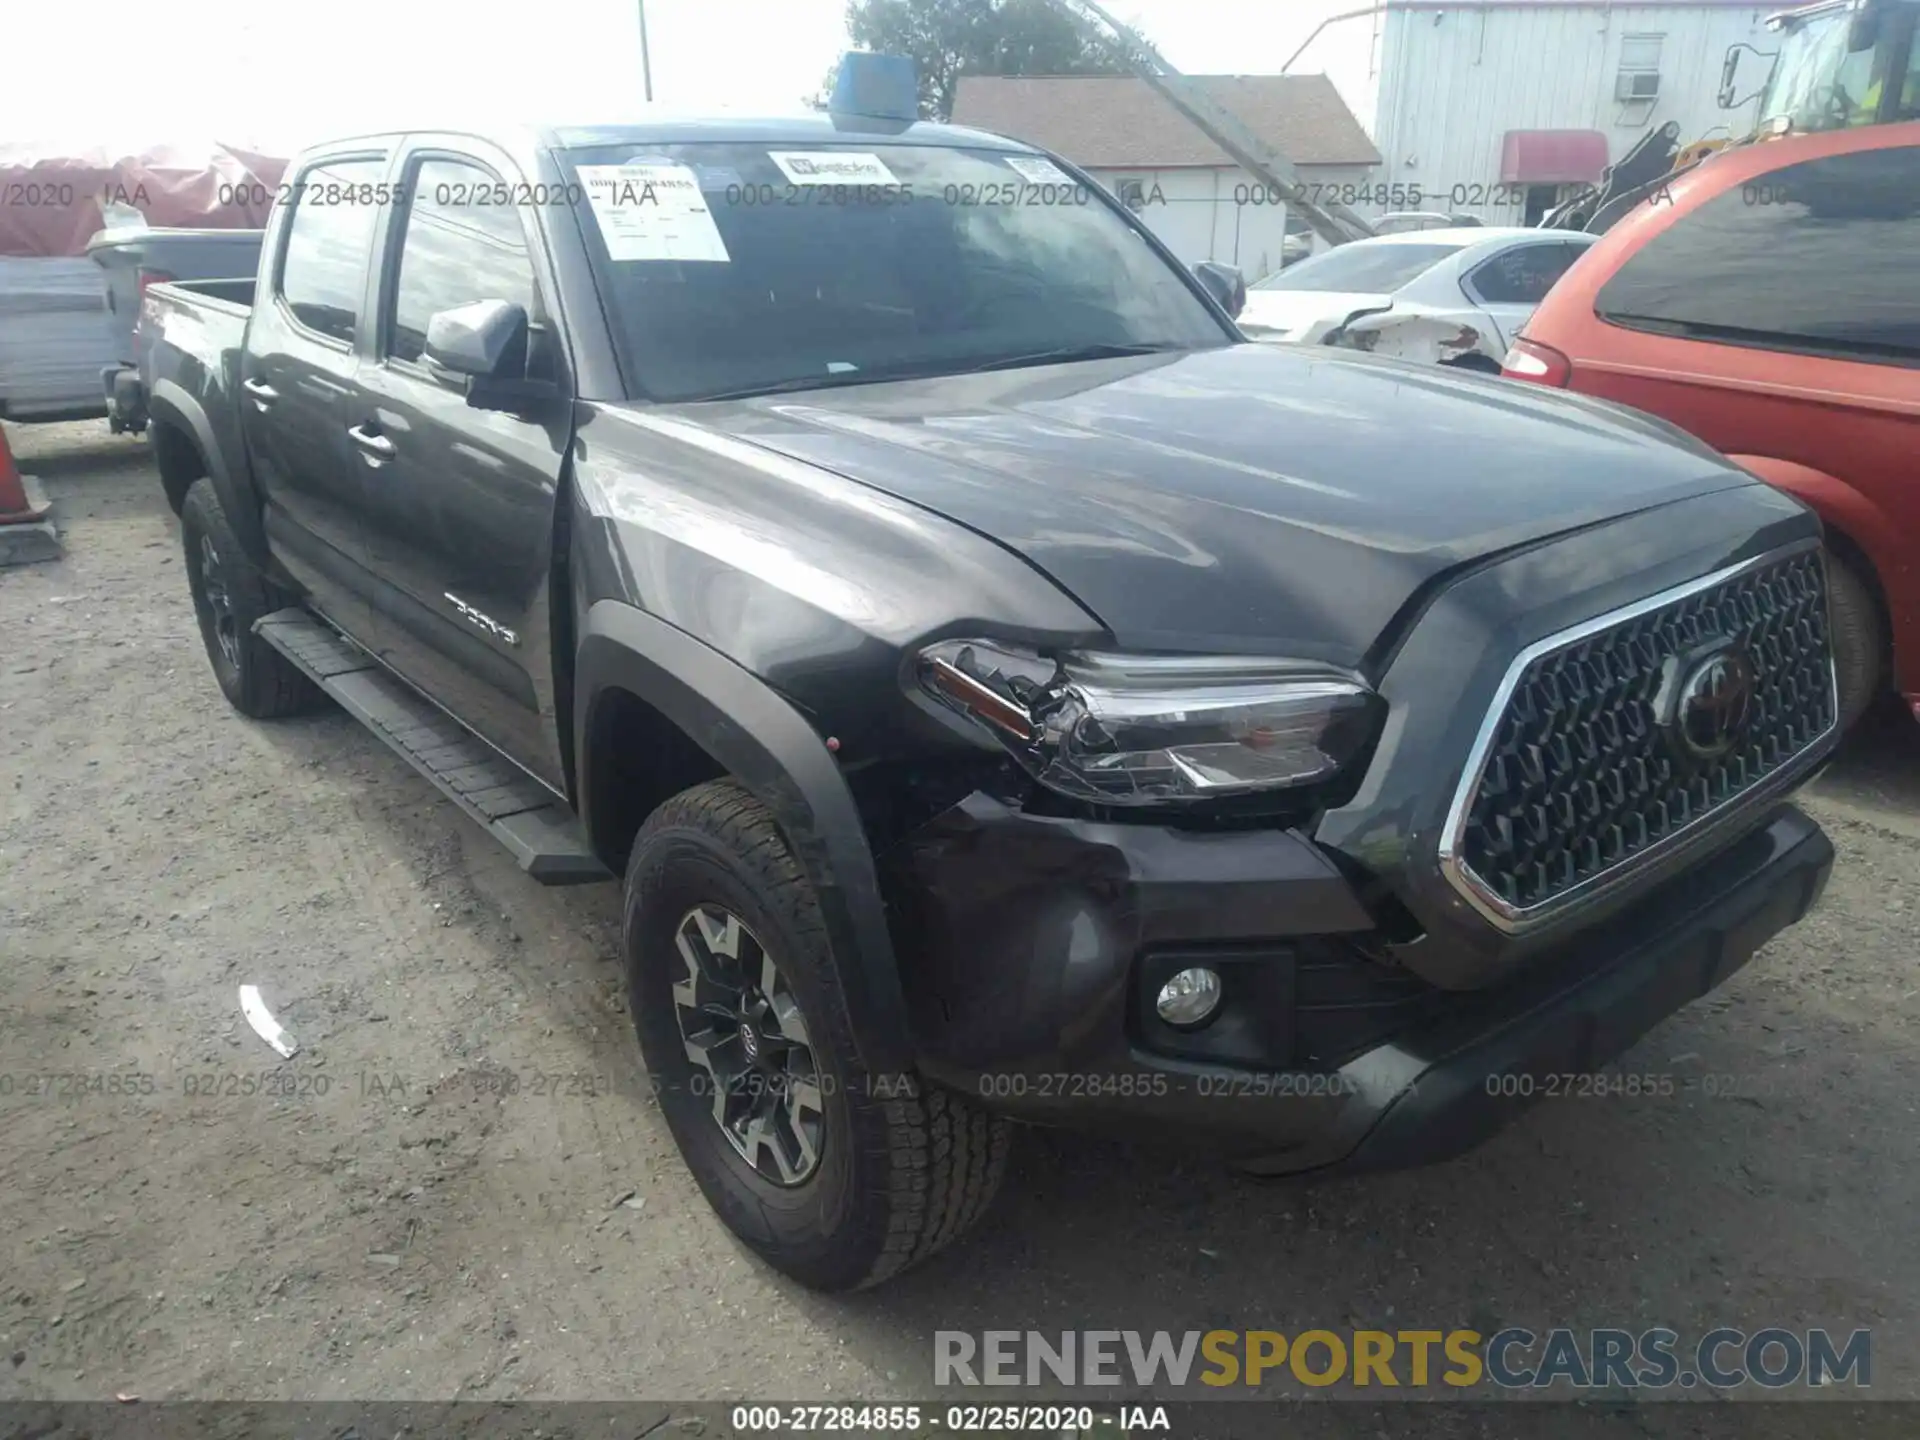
139,104 -> 1840,1292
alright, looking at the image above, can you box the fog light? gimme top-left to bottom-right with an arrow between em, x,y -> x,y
1155,967 -> 1223,1029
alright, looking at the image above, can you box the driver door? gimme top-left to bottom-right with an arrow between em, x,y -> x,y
340,142 -> 574,791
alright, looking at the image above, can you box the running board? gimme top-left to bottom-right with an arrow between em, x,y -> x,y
255,609 -> 612,886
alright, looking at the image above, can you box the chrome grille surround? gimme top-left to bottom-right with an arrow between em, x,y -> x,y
1439,541 -> 1838,935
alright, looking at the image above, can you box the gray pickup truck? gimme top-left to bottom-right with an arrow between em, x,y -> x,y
139,102 -> 1840,1292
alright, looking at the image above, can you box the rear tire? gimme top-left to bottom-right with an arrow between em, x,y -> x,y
180,478 -> 323,719
1827,553 -> 1883,734
623,779 -> 1011,1291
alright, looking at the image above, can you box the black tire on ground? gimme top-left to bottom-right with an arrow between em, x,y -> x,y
1442,353 -> 1504,375
623,779 -> 1011,1292
179,478 -> 324,719
1827,552 -> 1884,734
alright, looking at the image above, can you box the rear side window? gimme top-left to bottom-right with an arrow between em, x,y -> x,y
387,159 -> 540,365
1466,242 -> 1587,305
278,158 -> 387,344
1594,145 -> 1920,367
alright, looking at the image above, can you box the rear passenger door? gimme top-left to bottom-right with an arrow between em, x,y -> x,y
240,150 -> 389,637
1461,240 -> 1589,352
343,143 -> 574,792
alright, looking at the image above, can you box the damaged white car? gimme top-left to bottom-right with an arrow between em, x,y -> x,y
1236,227 -> 1596,372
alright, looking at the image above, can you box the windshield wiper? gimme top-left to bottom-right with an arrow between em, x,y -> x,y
679,342 -> 1194,403
962,341 -> 1191,374
680,371 -> 905,404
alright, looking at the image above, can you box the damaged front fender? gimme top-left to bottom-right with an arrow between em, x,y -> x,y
1329,307 -> 1499,367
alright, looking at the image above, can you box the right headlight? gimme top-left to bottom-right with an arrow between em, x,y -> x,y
915,639 -> 1381,807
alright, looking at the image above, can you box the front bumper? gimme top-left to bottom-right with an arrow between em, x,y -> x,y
892,797 -> 1831,1174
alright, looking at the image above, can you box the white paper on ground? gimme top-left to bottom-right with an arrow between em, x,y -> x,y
238,984 -> 298,1059
576,163 -> 731,263
767,151 -> 899,186
1003,156 -> 1074,186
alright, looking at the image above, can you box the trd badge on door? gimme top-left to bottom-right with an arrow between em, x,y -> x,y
445,593 -> 519,647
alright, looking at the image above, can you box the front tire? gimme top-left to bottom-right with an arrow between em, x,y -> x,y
1827,553 -> 1884,734
623,780 -> 1010,1291
179,479 -> 322,719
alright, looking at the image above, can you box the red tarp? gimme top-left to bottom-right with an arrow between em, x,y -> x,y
0,141 -> 289,258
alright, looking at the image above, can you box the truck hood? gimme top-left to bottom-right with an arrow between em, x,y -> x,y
660,344 -> 1757,666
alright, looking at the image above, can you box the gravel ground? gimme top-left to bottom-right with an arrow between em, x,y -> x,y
3,420 -> 1918,1425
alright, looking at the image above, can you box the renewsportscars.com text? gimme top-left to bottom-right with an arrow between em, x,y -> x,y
935,1327 -> 1870,1391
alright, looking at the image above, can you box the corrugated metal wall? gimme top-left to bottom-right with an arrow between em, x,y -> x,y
1374,4 -> 1774,221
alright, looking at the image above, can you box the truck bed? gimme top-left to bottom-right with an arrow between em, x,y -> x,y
140,278 -> 253,392
138,278 -> 258,513
90,231 -> 264,368
152,276 -> 255,314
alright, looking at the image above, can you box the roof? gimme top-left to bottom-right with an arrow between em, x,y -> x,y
543,114 -> 1034,152
949,74 -> 1382,169
303,114 -> 1037,159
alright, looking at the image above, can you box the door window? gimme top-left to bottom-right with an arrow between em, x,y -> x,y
1466,242 -> 1586,305
278,158 -> 388,344
386,159 -> 541,368
1594,144 -> 1920,366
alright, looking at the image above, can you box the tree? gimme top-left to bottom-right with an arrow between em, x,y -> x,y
833,0 -> 1128,121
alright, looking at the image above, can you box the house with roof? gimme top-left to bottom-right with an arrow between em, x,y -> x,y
951,74 -> 1382,281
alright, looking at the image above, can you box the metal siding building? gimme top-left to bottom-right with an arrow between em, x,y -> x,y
1371,0 -> 1777,222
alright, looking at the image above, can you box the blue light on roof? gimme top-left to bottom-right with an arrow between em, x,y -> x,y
829,52 -> 919,123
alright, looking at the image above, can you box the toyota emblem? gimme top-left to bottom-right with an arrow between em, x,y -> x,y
1675,649 -> 1756,760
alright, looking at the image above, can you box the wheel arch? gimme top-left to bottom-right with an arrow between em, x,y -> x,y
575,599 -> 914,1074
1727,454 -> 1904,693
147,379 -> 271,564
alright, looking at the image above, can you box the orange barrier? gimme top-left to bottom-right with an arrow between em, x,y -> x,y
0,424 -> 51,525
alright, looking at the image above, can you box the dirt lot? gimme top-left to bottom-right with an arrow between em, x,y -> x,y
3,420 -> 1919,1418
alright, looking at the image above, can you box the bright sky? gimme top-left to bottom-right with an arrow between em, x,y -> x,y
1,0 -> 1382,154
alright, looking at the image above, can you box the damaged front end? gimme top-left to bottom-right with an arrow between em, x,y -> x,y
834,635 -> 1422,1145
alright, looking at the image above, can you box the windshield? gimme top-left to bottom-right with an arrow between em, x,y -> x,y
1758,3 -> 1918,131
559,141 -> 1232,403
1249,242 -> 1465,293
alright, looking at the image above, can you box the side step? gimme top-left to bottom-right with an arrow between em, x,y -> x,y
256,609 -> 612,886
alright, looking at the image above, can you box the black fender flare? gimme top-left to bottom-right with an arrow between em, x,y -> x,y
147,379 -> 270,564
574,599 -> 914,1075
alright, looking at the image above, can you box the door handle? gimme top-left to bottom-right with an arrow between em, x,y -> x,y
241,377 -> 278,407
347,423 -> 396,462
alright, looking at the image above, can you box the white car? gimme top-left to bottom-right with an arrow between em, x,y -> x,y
1236,226 -> 1598,371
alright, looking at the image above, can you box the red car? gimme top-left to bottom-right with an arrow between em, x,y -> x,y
1505,121 -> 1920,732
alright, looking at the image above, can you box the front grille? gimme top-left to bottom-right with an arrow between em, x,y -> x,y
1446,547 -> 1835,927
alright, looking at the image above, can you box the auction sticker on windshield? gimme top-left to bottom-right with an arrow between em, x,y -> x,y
576,163 -> 731,263
768,151 -> 899,186
1003,156 -> 1073,185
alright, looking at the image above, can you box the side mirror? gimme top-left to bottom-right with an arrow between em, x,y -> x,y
1718,45 -> 1742,108
1194,260 -> 1246,319
1717,43 -> 1779,110
424,299 -> 528,381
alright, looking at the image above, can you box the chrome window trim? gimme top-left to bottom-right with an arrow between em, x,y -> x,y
1438,538 -> 1838,935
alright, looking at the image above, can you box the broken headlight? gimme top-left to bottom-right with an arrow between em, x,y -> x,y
915,639 -> 1381,806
